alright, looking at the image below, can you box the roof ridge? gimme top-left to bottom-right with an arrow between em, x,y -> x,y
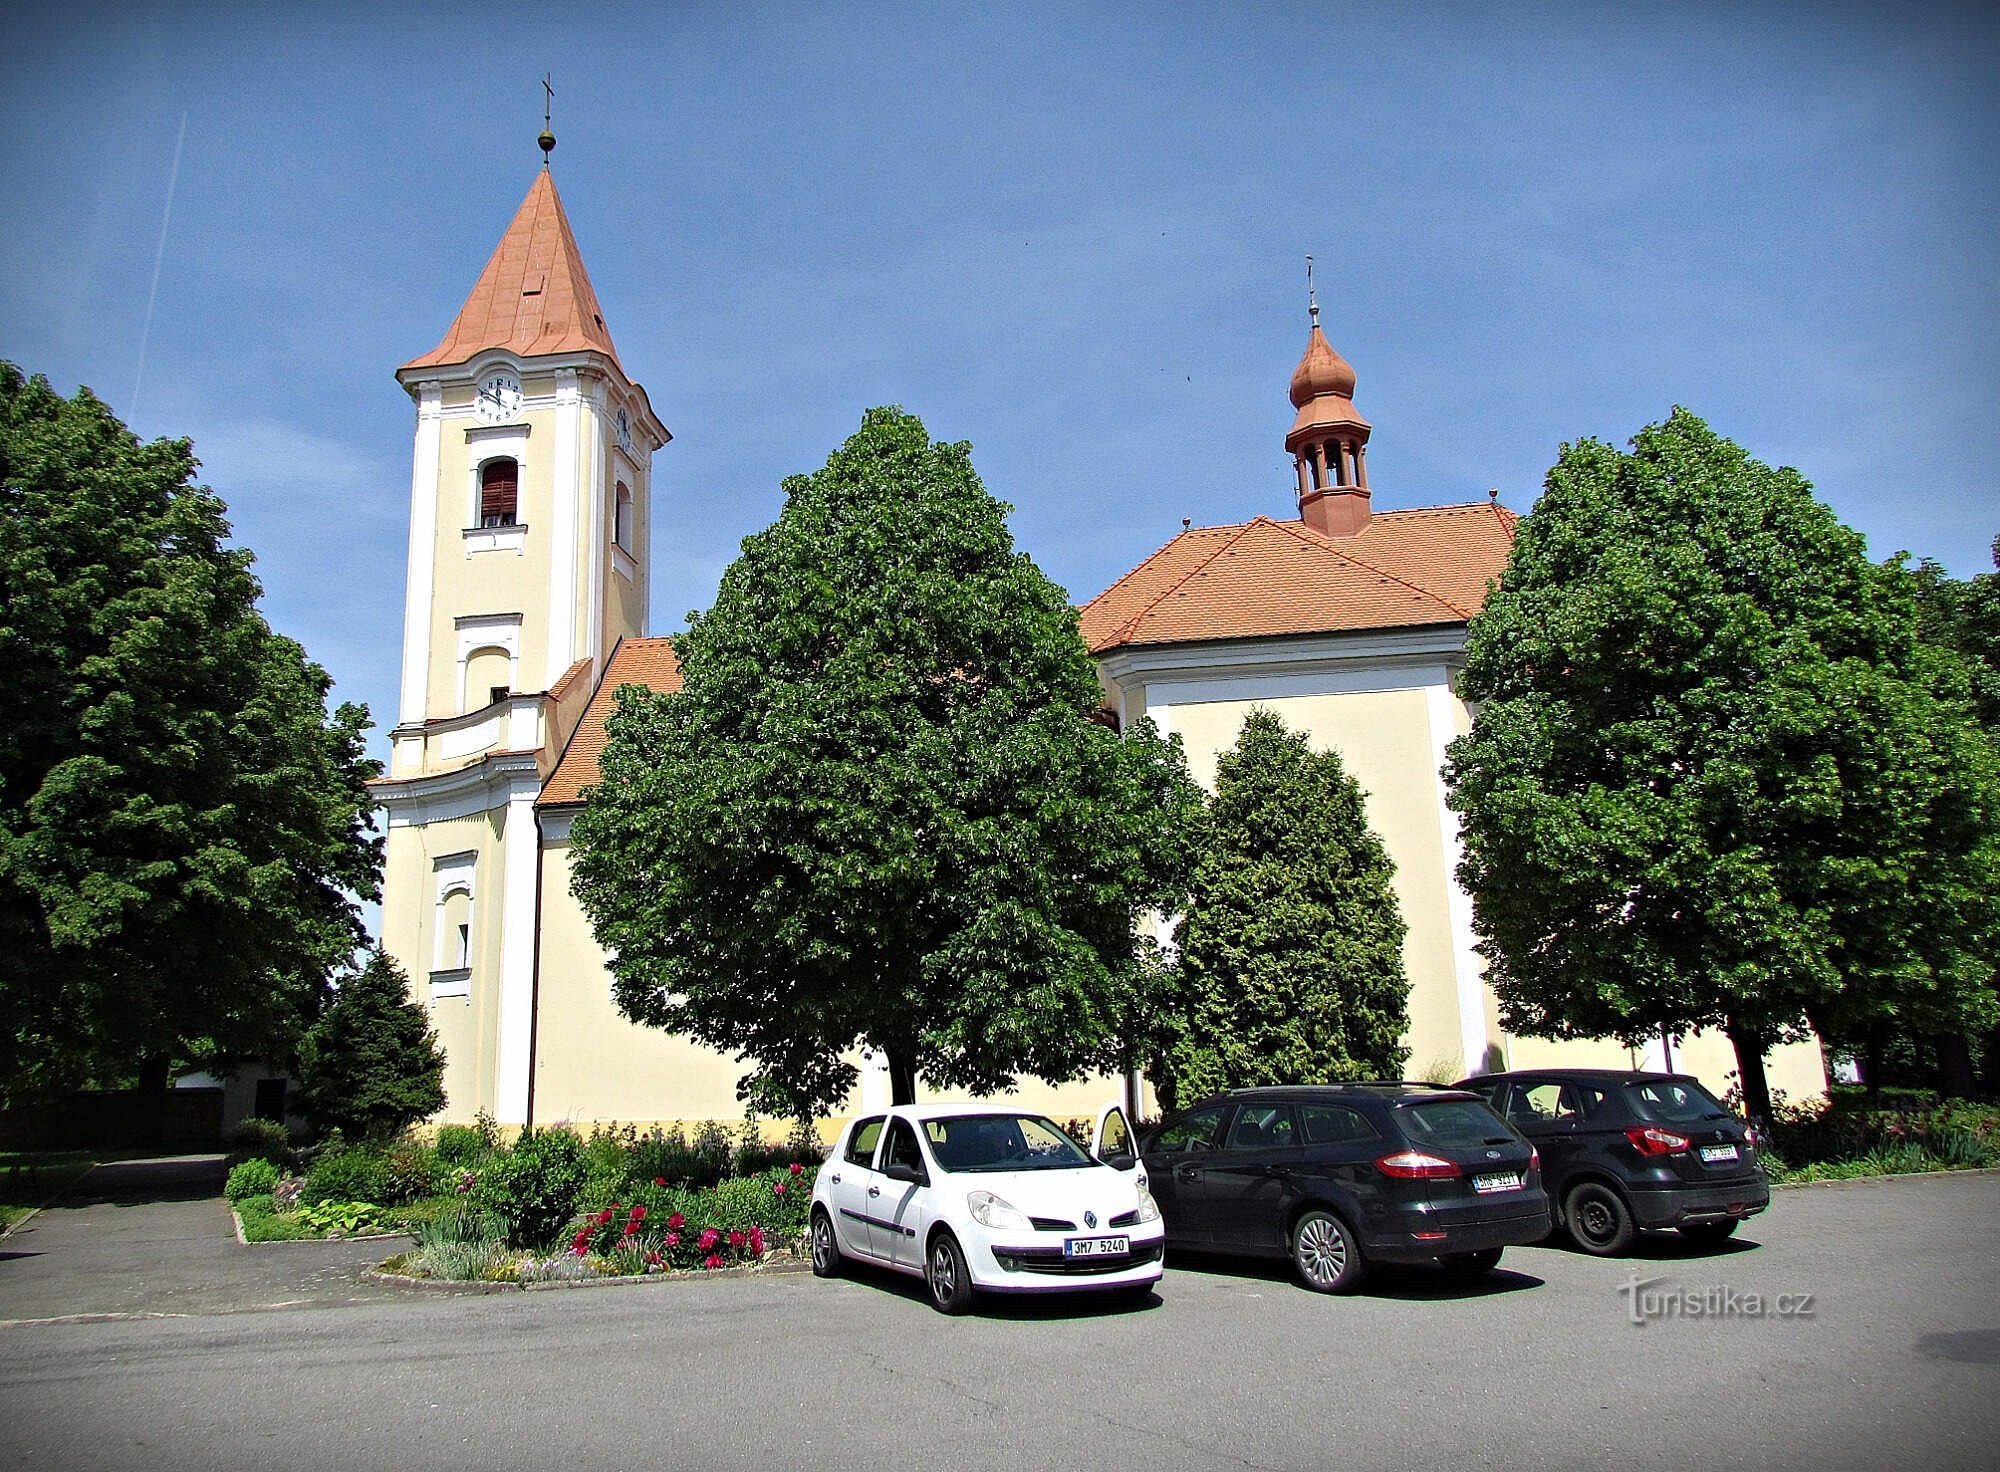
1101,519 -> 1268,648
1280,517 -> 1473,619
1077,521 -> 1246,619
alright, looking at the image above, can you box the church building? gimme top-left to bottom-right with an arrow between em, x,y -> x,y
373,160 -> 1826,1132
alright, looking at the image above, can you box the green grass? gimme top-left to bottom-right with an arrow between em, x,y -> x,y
0,1150 -> 101,1232
233,1193 -> 321,1241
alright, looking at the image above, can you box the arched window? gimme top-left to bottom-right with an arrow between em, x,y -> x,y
438,885 -> 473,971
480,459 -> 519,527
614,480 -> 634,553
464,645 -> 511,711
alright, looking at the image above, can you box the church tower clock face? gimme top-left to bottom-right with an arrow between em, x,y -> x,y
475,369 -> 523,423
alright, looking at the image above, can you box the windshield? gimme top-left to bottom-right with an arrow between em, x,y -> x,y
922,1113 -> 1094,1173
1624,1078 -> 1730,1125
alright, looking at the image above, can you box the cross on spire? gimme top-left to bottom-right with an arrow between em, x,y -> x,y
538,74 -> 556,163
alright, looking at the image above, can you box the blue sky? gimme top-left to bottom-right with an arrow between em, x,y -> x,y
4,1 -> 1996,773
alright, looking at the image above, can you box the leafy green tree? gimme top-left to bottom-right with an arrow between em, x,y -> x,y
294,949 -> 446,1140
1446,409 -> 2000,1122
571,406 -> 1203,1108
1156,709 -> 1410,1108
0,364 -> 381,1104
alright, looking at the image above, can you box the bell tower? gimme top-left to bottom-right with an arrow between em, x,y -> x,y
1287,269 -> 1372,538
374,140 -> 668,1126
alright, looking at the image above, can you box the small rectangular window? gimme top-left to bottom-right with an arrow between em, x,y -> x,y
481,460 -> 519,527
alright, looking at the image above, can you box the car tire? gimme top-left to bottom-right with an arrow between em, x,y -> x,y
925,1231 -> 976,1315
1440,1247 -> 1503,1278
1290,1209 -> 1366,1294
809,1208 -> 842,1278
1565,1182 -> 1637,1256
1677,1219 -> 1739,1245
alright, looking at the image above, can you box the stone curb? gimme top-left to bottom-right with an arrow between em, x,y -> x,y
362,1256 -> 812,1293
1771,1164 -> 2000,1192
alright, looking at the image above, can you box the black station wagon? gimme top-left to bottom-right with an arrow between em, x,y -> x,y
1455,1069 -> 1770,1255
1138,1084 -> 1548,1293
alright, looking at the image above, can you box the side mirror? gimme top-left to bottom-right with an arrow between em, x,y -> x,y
1099,1151 -> 1138,1173
881,1160 -> 926,1187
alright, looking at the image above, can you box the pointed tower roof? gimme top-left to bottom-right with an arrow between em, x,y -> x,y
401,170 -> 621,373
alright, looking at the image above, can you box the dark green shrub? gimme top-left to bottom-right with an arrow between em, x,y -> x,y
434,1123 -> 491,1167
295,949 -> 446,1141
379,1142 -> 440,1205
224,1117 -> 298,1170
302,1146 -> 389,1207
470,1127 -> 587,1249
225,1158 -> 280,1202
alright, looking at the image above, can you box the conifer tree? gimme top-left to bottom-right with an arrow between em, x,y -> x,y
294,950 -> 446,1140
1158,709 -> 1411,1106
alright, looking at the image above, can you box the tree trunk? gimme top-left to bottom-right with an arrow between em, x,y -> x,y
1862,1026 -> 1885,1104
885,1049 -> 918,1107
1725,1023 -> 1774,1131
1933,1031 -> 1978,1100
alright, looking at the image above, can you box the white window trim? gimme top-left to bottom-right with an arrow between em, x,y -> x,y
454,614 -> 522,713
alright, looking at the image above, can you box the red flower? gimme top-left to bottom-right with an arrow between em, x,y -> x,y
629,1205 -> 646,1221
668,1213 -> 686,1230
728,1230 -> 747,1249
663,1232 -> 680,1247
704,1253 -> 724,1269
748,1226 -> 767,1256
789,1162 -> 804,1175
654,1177 -> 666,1186
698,1228 -> 720,1251
773,1181 -> 786,1195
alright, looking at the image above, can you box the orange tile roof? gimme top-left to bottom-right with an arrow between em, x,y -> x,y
1079,501 -> 1516,654
402,169 -> 621,373
539,637 -> 682,806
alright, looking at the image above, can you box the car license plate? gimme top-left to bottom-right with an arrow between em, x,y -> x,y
1472,1171 -> 1523,1194
1063,1235 -> 1129,1258
1700,1144 -> 1740,1163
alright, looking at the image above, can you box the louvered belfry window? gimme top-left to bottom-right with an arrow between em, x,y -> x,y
481,459 -> 519,527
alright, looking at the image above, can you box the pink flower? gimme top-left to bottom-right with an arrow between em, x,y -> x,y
773,1181 -> 786,1195
704,1253 -> 724,1269
663,1232 -> 680,1248
748,1227 -> 766,1256
788,1162 -> 803,1176
654,1177 -> 666,1186
628,1205 -> 646,1222
728,1230 -> 747,1249
697,1228 -> 720,1252
668,1213 -> 686,1231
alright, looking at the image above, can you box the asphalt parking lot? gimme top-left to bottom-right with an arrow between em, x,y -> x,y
2,1168 -> 1997,1471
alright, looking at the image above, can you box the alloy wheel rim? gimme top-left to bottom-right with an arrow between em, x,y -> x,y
1297,1217 -> 1346,1285
930,1243 -> 956,1300
812,1219 -> 831,1269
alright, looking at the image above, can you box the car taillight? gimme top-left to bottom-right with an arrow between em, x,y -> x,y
1624,1125 -> 1691,1156
1376,1149 -> 1461,1179
1744,1125 -> 1760,1149
1528,1147 -> 1540,1172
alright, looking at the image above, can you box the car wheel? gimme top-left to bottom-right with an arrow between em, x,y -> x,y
1440,1247 -> 1503,1277
1565,1182 -> 1636,1256
1678,1219 -> 1739,1245
1290,1209 -> 1365,1294
809,1208 -> 842,1278
925,1231 -> 976,1315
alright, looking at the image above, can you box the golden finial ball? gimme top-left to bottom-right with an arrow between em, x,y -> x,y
538,129 -> 556,155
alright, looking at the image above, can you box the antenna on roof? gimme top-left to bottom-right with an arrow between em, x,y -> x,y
1306,254 -> 1319,327
538,73 -> 556,164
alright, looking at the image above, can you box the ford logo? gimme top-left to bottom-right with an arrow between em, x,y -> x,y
1084,1210 -> 1097,1228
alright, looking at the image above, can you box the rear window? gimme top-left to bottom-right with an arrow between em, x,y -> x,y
1397,1098 -> 1513,1148
1625,1079 -> 1729,1125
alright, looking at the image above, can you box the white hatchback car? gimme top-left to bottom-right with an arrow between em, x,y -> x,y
809,1102 -> 1164,1313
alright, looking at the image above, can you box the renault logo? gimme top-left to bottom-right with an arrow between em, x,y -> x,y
1084,1210 -> 1098,1228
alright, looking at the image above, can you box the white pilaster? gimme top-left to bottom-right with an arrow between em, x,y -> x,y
583,379 -> 608,671
1427,681 -> 1489,1075
492,782 -> 542,1124
397,382 -> 444,725
547,368 -> 582,687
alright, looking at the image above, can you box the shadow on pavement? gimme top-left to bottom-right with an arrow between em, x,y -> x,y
1518,1230 -> 1763,1263
822,1258 -> 1162,1319
1165,1246 -> 1545,1300
60,1155 -> 228,1207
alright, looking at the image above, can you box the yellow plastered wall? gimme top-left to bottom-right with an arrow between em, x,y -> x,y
1505,1032 -> 1826,1106
382,807 -> 507,1123
1165,689 -> 1472,1077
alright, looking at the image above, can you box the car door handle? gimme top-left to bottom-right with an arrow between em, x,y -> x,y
867,1186 -> 881,1197
828,1173 -> 841,1184
1264,1165 -> 1292,1179
1177,1165 -> 1200,1182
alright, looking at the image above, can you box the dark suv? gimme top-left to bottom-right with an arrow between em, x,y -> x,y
1455,1069 -> 1770,1255
1138,1084 -> 1547,1293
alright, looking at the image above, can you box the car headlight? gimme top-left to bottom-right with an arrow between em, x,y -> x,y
1134,1181 -> 1161,1224
967,1190 -> 1033,1232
